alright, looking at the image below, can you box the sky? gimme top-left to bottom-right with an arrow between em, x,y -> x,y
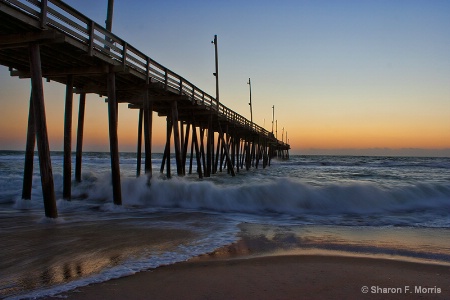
0,0 -> 449,156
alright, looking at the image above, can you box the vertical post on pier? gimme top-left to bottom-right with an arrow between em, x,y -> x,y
182,122 -> 191,174
192,124 -> 203,178
206,118 -> 212,177
212,35 -> 219,111
63,75 -> 73,200
235,135 -> 240,173
248,78 -> 253,126
22,93 -> 35,200
189,127 -> 194,175
214,133 -> 221,173
164,117 -> 172,178
172,101 -> 183,176
136,108 -> 143,177
107,66 -> 122,205
255,137 -> 261,169
230,131 -> 235,172
75,93 -> 86,183
143,90 -> 153,176
217,123 -> 235,176
106,0 -> 114,31
29,43 -> 57,218
40,0 -> 48,29
180,122 -> 185,173
272,105 -> 275,134
199,128 -> 206,176
276,120 -> 278,140
251,137 -> 256,167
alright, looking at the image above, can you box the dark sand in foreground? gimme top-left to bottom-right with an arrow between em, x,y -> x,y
55,255 -> 450,300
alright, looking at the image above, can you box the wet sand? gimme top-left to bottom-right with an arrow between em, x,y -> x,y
55,254 -> 450,300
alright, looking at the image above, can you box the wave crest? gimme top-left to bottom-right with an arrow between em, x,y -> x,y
108,177 -> 450,216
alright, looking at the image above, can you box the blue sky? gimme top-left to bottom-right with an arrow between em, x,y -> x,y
0,0 -> 449,155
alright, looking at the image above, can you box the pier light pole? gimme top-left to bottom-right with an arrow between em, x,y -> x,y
211,35 -> 219,111
271,105 -> 274,134
104,0 -> 114,50
276,120 -> 277,139
106,0 -> 114,31
248,78 -> 253,127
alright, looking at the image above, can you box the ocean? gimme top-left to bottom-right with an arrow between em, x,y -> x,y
1,151 -> 450,299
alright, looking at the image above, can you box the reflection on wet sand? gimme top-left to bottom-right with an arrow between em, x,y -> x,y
194,223 -> 450,265
0,217 -> 195,298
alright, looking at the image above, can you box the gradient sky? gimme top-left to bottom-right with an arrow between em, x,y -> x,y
1,0 -> 449,156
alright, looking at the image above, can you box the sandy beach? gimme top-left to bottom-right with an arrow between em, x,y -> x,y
53,253 -> 449,300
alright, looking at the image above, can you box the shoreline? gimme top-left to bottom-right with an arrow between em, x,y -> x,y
39,223 -> 450,300
51,253 -> 450,300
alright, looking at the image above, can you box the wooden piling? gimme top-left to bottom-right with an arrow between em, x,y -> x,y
232,135 -> 236,171
199,128 -> 206,176
29,43 -> 57,218
182,122 -> 191,174
171,101 -> 183,176
107,67 -> 122,205
214,134 -> 221,173
235,135 -> 240,172
166,117 -> 172,178
206,118 -> 212,177
136,107 -> 143,177
180,121 -> 185,173
189,128 -> 194,175
63,75 -> 73,200
191,124 -> 203,178
211,129 -> 215,175
143,90 -> 153,176
22,93 -> 35,200
217,122 -> 235,176
75,93 -> 86,183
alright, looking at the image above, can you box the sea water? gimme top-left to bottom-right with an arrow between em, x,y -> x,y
1,151 -> 450,298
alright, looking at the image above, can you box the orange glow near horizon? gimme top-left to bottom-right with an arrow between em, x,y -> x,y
0,87 -> 449,155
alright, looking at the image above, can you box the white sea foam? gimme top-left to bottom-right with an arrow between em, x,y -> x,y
89,176 -> 450,216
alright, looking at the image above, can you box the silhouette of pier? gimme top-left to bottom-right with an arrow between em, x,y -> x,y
0,0 -> 290,218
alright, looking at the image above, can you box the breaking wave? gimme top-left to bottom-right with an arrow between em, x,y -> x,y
82,176 -> 450,217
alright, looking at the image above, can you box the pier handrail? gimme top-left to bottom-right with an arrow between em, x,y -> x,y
2,0 -> 284,143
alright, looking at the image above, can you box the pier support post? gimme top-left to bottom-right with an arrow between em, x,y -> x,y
107,67 -> 122,205
214,133 -> 221,173
199,128 -> 206,176
63,75 -> 74,200
192,125 -> 203,178
235,135 -> 240,173
189,126 -> 194,175
136,108 -> 143,177
171,101 -> 183,176
206,116 -> 212,177
163,117 -> 172,178
75,93 -> 86,182
29,43 -> 57,218
217,123 -> 235,176
143,90 -> 153,176
22,93 -> 35,200
182,122 -> 191,174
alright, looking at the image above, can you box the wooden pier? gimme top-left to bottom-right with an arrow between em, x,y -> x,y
0,0 -> 290,218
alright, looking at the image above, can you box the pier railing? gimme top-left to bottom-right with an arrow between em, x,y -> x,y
2,0 -> 288,146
